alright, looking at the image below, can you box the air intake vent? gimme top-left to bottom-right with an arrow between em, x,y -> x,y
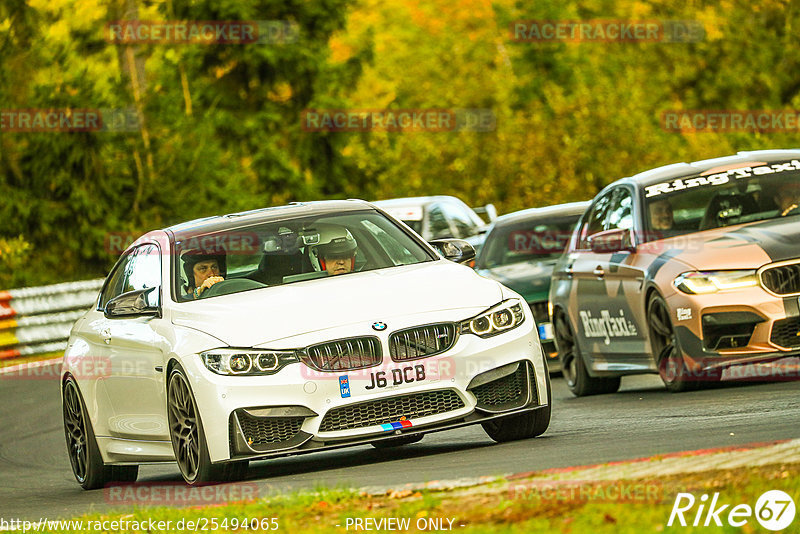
771,317 -> 800,349
236,412 -> 304,446
469,361 -> 534,413
319,390 -> 465,432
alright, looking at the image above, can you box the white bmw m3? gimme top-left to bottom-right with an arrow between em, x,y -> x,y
62,200 -> 551,488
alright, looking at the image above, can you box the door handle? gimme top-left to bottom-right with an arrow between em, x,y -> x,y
593,266 -> 605,278
565,264 -> 574,277
101,327 -> 111,344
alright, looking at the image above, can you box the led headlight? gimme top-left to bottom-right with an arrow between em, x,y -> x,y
460,299 -> 526,338
674,270 -> 758,295
200,349 -> 298,376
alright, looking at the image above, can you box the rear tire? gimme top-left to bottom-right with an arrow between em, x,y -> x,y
371,434 -> 423,448
63,376 -> 139,490
553,311 -> 621,396
167,365 -> 248,485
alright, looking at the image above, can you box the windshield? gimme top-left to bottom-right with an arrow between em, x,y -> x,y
643,160 -> 800,239
172,210 -> 434,302
477,214 -> 580,268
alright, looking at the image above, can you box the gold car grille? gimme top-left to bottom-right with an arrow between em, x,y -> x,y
760,261 -> 800,296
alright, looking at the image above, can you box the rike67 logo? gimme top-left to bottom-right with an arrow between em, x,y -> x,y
668,490 -> 796,531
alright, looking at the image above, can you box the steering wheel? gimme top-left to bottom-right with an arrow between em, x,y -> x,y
199,278 -> 266,298
782,204 -> 800,217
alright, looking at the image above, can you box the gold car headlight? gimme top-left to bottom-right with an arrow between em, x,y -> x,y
674,270 -> 758,295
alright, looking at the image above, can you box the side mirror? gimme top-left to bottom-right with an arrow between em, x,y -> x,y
589,228 -> 636,254
429,239 -> 476,264
105,287 -> 159,318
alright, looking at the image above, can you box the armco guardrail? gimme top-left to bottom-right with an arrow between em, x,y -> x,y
0,279 -> 104,360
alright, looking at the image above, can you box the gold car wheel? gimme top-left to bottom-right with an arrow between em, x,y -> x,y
647,293 -> 698,392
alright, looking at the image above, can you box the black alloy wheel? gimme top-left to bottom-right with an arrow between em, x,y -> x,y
63,376 -> 138,489
553,310 -> 620,396
167,365 -> 249,485
168,369 -> 202,482
647,292 -> 705,392
63,378 -> 89,483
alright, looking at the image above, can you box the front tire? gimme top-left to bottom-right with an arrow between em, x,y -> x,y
647,293 -> 701,393
63,376 -> 138,490
553,311 -> 621,396
167,365 -> 248,485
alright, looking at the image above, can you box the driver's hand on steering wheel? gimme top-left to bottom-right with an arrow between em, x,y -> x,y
196,276 -> 224,297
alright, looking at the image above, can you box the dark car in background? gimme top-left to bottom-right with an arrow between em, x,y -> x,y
374,196 -> 497,252
475,202 -> 590,372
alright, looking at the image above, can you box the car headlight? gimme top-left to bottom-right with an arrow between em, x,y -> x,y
200,349 -> 299,376
674,270 -> 758,294
460,299 -> 526,338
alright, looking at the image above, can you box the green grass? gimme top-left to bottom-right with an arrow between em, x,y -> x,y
41,462 -> 799,533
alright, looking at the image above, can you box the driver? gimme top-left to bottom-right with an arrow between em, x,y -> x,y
307,225 -> 358,276
181,246 -> 227,299
648,198 -> 674,231
774,181 -> 800,217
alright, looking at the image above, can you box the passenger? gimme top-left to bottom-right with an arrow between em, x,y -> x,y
774,182 -> 800,217
181,247 -> 227,299
648,198 -> 674,231
307,225 -> 358,276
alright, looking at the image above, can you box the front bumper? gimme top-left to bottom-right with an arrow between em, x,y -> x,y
227,360 -> 543,462
666,285 -> 800,370
185,319 -> 548,462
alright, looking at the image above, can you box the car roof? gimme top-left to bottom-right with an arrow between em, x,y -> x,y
372,195 -> 470,209
617,149 -> 800,188
166,199 -> 376,238
491,201 -> 591,228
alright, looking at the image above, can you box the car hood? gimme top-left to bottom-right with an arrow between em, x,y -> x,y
170,261 -> 503,347
477,259 -> 557,303
645,217 -> 800,270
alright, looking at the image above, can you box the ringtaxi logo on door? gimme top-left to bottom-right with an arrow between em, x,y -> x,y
668,490 -> 796,531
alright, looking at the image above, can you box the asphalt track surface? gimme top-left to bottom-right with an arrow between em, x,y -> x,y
2,362 -> 799,521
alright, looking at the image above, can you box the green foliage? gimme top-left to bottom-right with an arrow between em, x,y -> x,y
2,0 -> 800,287
0,0 -> 357,286
0,235 -> 32,288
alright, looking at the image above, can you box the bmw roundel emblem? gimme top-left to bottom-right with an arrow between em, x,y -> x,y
372,322 -> 387,331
